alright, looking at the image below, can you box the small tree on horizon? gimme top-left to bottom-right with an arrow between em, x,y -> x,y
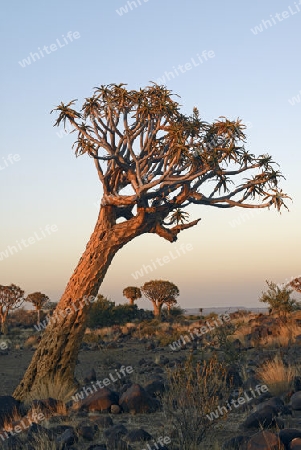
26,292 -> 50,324
259,280 -> 299,317
122,286 -> 142,306
0,284 -> 25,334
141,280 -> 179,317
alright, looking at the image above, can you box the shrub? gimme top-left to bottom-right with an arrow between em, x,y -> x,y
257,354 -> 297,396
86,294 -> 151,328
162,355 -> 229,449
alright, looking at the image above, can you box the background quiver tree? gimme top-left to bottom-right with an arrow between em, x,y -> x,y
0,284 -> 24,335
122,286 -> 142,306
26,292 -> 50,324
141,279 -> 179,317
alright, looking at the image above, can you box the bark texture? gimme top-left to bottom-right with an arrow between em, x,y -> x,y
13,207 -> 148,401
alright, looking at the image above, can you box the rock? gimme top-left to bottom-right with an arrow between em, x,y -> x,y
144,378 -> 165,397
290,438 -> 301,449
240,406 -> 277,431
293,377 -> 301,392
279,429 -> 301,447
119,384 -> 160,414
72,388 -> 119,412
247,431 -> 283,450
0,397 -> 21,428
110,405 -> 121,414
256,397 -> 284,414
55,428 -> 78,447
124,428 -> 152,443
291,392 -> 301,410
77,424 -> 95,441
104,424 -> 128,440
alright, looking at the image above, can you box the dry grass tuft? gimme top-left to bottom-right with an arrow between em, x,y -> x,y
257,354 -> 297,396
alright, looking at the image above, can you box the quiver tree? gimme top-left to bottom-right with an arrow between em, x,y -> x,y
26,292 -> 49,324
122,286 -> 142,306
141,280 -> 179,316
13,83 -> 290,401
0,284 -> 24,335
164,297 -> 178,315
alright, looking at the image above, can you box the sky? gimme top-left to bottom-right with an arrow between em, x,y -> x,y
0,0 -> 300,310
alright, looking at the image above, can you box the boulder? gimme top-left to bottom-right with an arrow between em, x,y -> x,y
279,429 -> 301,448
119,384 -> 160,414
240,406 -> 277,431
72,388 -> 119,412
247,431 -> 283,450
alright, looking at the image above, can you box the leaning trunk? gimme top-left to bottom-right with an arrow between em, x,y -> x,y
13,206 -> 148,401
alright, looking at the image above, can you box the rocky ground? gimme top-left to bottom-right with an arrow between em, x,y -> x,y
1,312 -> 301,449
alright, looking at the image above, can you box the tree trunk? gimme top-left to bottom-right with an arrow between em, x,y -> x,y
13,206 -> 148,401
37,308 -> 40,325
153,302 -> 161,317
0,311 -> 8,335
129,298 -> 134,306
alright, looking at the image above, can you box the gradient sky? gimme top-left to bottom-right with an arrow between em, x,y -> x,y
1,0 -> 300,310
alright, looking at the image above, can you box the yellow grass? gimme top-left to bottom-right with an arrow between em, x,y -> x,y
257,354 -> 297,396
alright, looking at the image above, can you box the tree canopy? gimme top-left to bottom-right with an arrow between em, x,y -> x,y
122,286 -> 142,305
51,83 -> 289,244
141,279 -> 179,316
0,284 -> 24,334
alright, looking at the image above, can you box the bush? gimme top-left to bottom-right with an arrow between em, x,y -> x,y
86,294 -> 151,329
162,355 -> 229,449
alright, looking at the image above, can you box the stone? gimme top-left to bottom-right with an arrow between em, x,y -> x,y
119,384 -> 160,414
247,431 -> 283,450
